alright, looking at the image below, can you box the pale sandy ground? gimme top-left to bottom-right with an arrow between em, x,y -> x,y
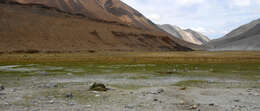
0,73 -> 260,111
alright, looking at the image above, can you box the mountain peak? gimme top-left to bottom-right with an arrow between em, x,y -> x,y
184,29 -> 193,32
159,24 -> 210,45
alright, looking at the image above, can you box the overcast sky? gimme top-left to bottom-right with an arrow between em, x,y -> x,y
121,0 -> 260,39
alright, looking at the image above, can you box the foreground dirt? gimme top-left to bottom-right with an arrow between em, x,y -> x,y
0,73 -> 259,111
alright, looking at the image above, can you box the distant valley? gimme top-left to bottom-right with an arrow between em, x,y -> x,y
159,19 -> 260,51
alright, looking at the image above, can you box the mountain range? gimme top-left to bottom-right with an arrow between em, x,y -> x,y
0,0 -> 193,53
8,0 -> 159,31
158,24 -> 210,45
207,18 -> 260,51
1,0 -> 258,52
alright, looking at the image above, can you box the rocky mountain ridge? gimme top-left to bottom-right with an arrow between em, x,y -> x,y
159,24 -> 210,45
207,19 -> 260,51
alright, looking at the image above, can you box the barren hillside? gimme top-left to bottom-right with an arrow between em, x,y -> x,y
207,19 -> 260,51
0,1 -> 192,53
7,0 -> 160,31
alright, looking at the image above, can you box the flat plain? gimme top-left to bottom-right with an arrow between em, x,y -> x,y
0,51 -> 260,111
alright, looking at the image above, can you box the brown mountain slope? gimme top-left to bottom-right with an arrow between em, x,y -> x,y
0,2 -> 192,53
6,0 -> 159,31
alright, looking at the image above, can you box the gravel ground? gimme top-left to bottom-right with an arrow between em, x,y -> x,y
0,73 -> 260,111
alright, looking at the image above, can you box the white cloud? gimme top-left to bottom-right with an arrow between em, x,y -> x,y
191,27 -> 215,35
231,0 -> 251,7
191,27 -> 207,33
175,0 -> 205,6
256,0 -> 260,4
146,14 -> 161,21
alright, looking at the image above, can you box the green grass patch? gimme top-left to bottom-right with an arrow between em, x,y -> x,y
0,63 -> 260,81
